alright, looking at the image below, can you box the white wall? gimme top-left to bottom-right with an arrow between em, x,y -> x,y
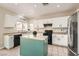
0,13 -> 5,49
0,7 -> 16,49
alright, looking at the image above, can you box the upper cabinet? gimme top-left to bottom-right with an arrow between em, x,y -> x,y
22,22 -> 28,31
4,14 -> 17,27
52,16 -> 69,28
28,16 -> 69,30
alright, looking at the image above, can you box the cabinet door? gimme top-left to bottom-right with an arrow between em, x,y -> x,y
52,34 -> 68,46
4,15 -> 17,27
58,35 -> 68,46
4,35 -> 14,49
52,17 -> 68,27
52,35 -> 59,44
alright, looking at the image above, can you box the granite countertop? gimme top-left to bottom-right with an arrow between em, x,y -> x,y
22,34 -> 48,40
53,32 -> 67,34
3,31 -> 28,35
3,32 -> 22,35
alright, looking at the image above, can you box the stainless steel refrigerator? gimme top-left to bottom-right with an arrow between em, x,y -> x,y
68,11 -> 79,56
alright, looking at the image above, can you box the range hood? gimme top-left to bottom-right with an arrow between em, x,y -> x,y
44,23 -> 52,27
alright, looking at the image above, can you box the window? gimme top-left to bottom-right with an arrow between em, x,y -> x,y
16,22 -> 22,32
22,23 -> 28,31
30,24 -> 34,30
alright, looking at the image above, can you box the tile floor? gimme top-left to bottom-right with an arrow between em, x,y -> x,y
0,45 -> 68,56
0,46 -> 20,56
48,45 -> 68,56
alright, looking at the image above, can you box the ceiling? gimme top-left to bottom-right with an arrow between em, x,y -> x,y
0,3 -> 79,19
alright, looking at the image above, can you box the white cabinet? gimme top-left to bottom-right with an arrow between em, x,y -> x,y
4,35 -> 14,49
52,34 -> 68,46
16,21 -> 28,32
4,14 -> 17,27
30,24 -> 34,31
52,16 -> 68,28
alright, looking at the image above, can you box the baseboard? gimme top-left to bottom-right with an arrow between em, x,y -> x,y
0,47 -> 4,49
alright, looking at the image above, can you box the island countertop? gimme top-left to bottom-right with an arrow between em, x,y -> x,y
22,34 -> 48,40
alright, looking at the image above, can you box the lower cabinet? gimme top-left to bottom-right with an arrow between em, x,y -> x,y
20,37 -> 48,56
52,34 -> 68,47
4,35 -> 14,49
4,34 -> 22,49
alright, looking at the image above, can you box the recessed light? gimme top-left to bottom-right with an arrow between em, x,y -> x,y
34,4 -> 37,7
14,3 -> 18,6
57,5 -> 60,8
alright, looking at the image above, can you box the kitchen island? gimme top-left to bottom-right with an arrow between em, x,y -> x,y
20,34 -> 48,56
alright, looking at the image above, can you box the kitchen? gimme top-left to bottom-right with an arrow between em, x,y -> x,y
0,3 -> 78,56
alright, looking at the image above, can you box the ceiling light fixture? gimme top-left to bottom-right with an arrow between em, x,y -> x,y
34,4 -> 37,7
57,5 -> 60,8
14,3 -> 18,6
